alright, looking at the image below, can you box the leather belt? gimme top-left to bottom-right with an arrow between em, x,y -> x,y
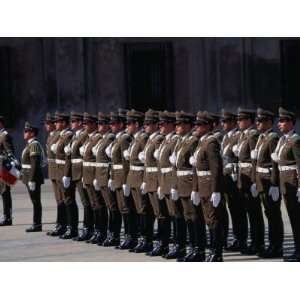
130,165 -> 144,171
83,162 -> 96,167
278,165 -> 297,172
177,170 -> 193,176
197,170 -> 211,176
22,164 -> 31,169
55,159 -> 66,165
256,167 -> 272,174
112,164 -> 123,170
161,167 -> 173,174
71,158 -> 82,164
224,163 -> 237,169
146,167 -> 158,173
47,158 -> 55,163
95,162 -> 109,168
239,162 -> 252,168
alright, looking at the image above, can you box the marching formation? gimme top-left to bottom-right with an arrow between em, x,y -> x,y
0,107 -> 300,262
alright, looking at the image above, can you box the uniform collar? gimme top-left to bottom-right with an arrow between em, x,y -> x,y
149,131 -> 159,140
75,128 -> 84,137
200,132 -> 211,142
116,131 -> 124,139
60,128 -> 70,136
50,131 -> 55,136
88,130 -> 98,138
181,132 -> 191,141
284,129 -> 295,138
28,138 -> 36,144
244,125 -> 255,134
227,127 -> 238,138
166,131 -> 175,140
261,127 -> 273,137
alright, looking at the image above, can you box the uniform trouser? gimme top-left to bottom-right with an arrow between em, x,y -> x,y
148,191 -> 171,246
85,184 -> 108,236
201,196 -> 225,255
259,191 -> 283,248
165,194 -> 186,248
74,180 -> 93,229
224,176 -> 248,244
283,191 -> 300,253
131,187 -> 154,241
50,179 -> 66,227
240,189 -> 265,247
57,180 -> 78,229
1,185 -> 12,219
115,188 -> 138,238
180,197 -> 206,251
26,184 -> 42,225
100,186 -> 122,239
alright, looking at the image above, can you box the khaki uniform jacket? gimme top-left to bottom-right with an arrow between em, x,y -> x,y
236,126 -> 259,190
193,133 -> 223,198
158,132 -> 179,195
111,131 -> 132,189
55,129 -> 73,180
212,129 -> 224,145
95,131 -> 115,187
252,129 -> 279,193
70,129 -> 88,181
126,130 -> 149,189
143,131 -> 164,192
21,138 -> 44,185
175,132 -> 199,198
275,130 -> 300,195
82,131 -> 102,185
0,128 -> 15,157
46,130 -> 60,180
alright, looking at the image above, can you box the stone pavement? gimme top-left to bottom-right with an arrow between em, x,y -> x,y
0,180 -> 294,262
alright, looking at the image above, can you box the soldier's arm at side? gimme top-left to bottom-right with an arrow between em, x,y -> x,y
29,144 -> 41,182
249,132 -> 259,184
269,136 -> 279,186
64,134 -> 73,178
292,137 -> 300,189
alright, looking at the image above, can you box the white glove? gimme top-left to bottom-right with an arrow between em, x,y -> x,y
271,152 -> 279,162
191,191 -> 200,206
93,179 -> 101,191
169,152 -> 177,166
79,145 -> 85,156
92,145 -> 98,157
250,149 -> 258,160
210,192 -> 221,208
250,183 -> 258,198
153,149 -> 160,160
105,144 -> 113,158
122,184 -> 130,197
138,151 -> 145,163
64,144 -> 71,155
123,149 -> 130,161
231,173 -> 237,182
51,143 -> 58,154
62,176 -> 71,189
189,155 -> 196,167
296,188 -> 300,203
140,182 -> 147,195
170,188 -> 179,201
157,186 -> 165,200
28,181 -> 36,191
232,144 -> 239,157
108,178 -> 115,192
268,186 -> 280,202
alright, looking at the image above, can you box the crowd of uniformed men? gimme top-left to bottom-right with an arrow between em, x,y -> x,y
1,106 -> 300,262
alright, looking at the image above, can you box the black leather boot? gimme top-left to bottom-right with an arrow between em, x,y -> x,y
178,247 -> 206,262
86,230 -> 100,244
117,235 -> 138,250
0,216 -> 12,226
284,251 -> 300,262
259,245 -> 283,259
47,203 -> 67,236
163,244 -> 186,259
26,224 -> 42,232
131,237 -> 153,253
60,226 -> 78,239
147,242 -> 169,257
205,250 -> 223,262
73,227 -> 93,241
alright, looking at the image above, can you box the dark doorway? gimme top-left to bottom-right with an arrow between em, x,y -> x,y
280,40 -> 300,112
125,43 -> 174,112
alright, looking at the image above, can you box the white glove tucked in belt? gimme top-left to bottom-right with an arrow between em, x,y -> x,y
50,143 -> 58,154
123,149 -> 130,161
105,144 -> 113,158
232,144 -> 239,157
250,183 -> 258,198
62,176 -> 71,189
122,184 -> 130,197
157,186 -> 165,200
28,181 -> 36,191
191,191 -> 200,206
138,151 -> 145,163
169,153 -> 177,166
64,144 -> 72,155
108,178 -> 115,192
189,155 -> 196,167
140,182 -> 147,195
170,188 -> 179,201
153,149 -> 160,160
268,186 -> 280,202
93,179 -> 101,191
296,188 -> 300,203
210,192 -> 221,208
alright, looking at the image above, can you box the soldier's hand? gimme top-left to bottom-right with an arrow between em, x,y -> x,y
108,178 -> 116,192
268,186 -> 280,202
250,183 -> 258,198
122,184 -> 130,197
170,188 -> 179,201
157,186 -> 165,200
297,189 -> 300,203
232,144 -> 239,157
28,181 -> 36,191
210,192 -> 221,207
62,176 -> 71,189
191,191 -> 200,206
93,179 -> 101,191
140,182 -> 147,195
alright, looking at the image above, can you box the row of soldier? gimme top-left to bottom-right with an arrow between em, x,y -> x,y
0,106 -> 299,262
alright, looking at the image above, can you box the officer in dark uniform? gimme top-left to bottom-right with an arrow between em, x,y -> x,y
21,122 -> 45,232
274,107 -> 300,262
0,116 -> 16,226
252,108 -> 283,258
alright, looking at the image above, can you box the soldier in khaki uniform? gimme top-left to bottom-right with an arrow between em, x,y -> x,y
53,112 -> 78,239
125,109 -> 154,253
21,122 -> 45,232
234,108 -> 265,255
44,113 -> 66,237
0,116 -> 16,226
156,111 -> 186,259
220,110 -> 248,252
251,108 -> 283,258
81,113 -> 108,245
109,110 -> 138,250
139,109 -> 169,256
93,113 -> 121,247
170,111 -> 207,262
192,111 -> 225,262
67,112 -> 93,242
274,107 -> 300,262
